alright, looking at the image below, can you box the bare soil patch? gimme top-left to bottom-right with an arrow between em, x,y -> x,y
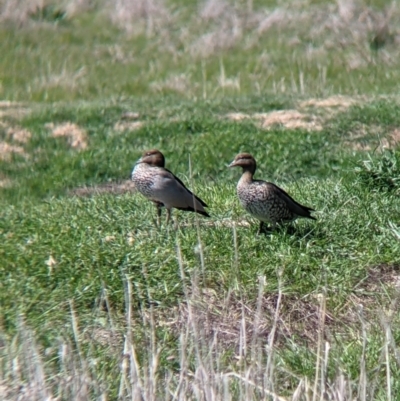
357,264 -> 400,294
344,264 -> 400,326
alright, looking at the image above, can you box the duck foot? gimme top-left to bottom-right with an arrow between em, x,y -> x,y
257,221 -> 274,235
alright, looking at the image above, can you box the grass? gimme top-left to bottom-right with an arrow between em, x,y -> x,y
2,96 -> 400,399
1,0 -> 400,399
1,0 -> 400,101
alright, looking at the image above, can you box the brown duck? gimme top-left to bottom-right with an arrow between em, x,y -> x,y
229,153 -> 315,233
131,149 -> 209,225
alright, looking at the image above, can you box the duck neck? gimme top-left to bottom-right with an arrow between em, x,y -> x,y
239,167 -> 254,184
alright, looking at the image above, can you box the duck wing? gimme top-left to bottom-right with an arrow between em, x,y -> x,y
267,182 -> 316,219
151,168 -> 209,216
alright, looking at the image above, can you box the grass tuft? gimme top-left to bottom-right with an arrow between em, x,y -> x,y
355,149 -> 400,193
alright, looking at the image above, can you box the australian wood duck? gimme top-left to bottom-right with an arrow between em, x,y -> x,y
132,149 -> 209,225
229,153 -> 315,233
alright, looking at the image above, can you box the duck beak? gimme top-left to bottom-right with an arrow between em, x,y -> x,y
135,157 -> 143,165
228,160 -> 237,168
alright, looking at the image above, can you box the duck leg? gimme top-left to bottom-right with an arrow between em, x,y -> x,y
156,204 -> 162,227
258,221 -> 266,234
151,202 -> 163,227
165,208 -> 172,225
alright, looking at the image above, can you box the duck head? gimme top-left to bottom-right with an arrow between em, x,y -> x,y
137,149 -> 165,167
228,153 -> 257,174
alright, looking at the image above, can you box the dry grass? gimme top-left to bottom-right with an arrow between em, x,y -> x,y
154,288 -> 342,350
299,95 -> 359,110
0,177 -> 12,188
344,123 -> 400,151
356,264 -> 400,297
5,126 -> 32,144
0,0 -> 44,24
113,111 -> 144,131
33,66 -> 87,91
0,0 -> 91,24
2,1 -> 400,101
183,0 -> 400,65
150,74 -> 193,95
69,180 -> 136,196
226,110 -> 323,131
0,102 -> 30,119
1,211 -> 399,400
225,95 -> 363,131
114,120 -> 144,132
0,142 -> 27,161
108,0 -> 171,37
46,122 -> 88,150
1,268 -> 396,400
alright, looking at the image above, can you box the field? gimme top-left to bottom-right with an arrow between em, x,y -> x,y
1,0 -> 400,400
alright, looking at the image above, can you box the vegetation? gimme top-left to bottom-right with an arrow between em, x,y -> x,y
1,0 -> 400,400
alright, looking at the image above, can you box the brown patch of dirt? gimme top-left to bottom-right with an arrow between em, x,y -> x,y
226,110 -> 322,131
46,122 -> 88,150
6,126 -> 32,144
343,264 -> 400,324
0,142 -> 26,161
356,264 -> 400,294
70,180 -> 136,197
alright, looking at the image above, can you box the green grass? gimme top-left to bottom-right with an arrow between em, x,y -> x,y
2,0 -> 400,399
2,96 -> 400,398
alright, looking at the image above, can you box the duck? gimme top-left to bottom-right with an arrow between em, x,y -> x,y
228,153 -> 315,233
131,149 -> 209,225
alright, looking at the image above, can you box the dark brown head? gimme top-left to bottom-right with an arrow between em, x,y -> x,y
228,153 -> 257,174
137,149 -> 165,167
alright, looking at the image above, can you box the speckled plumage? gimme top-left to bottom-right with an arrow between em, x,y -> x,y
229,153 -> 315,232
131,149 -> 209,225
